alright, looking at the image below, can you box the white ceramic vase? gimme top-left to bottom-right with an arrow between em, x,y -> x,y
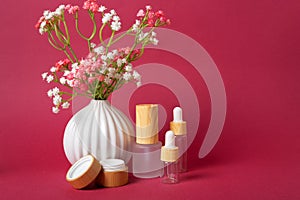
63,100 -> 134,164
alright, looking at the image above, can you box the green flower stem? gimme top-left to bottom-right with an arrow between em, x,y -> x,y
54,24 -> 67,46
59,91 -> 73,96
47,33 -> 63,51
110,29 -> 132,45
67,45 -> 78,63
75,11 -> 97,52
63,49 -> 74,63
75,12 -> 89,40
61,13 -> 70,44
88,11 -> 97,41
126,26 -> 155,61
106,30 -> 115,52
99,23 -> 106,47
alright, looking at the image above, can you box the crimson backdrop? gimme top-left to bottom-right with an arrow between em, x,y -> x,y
1,0 -> 300,199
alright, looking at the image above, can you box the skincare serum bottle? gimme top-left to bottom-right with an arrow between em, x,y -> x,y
161,130 -> 179,184
170,107 -> 187,172
132,104 -> 164,178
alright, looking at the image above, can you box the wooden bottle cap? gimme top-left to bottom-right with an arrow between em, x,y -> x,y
170,121 -> 187,136
161,146 -> 179,162
136,104 -> 158,144
96,159 -> 128,187
66,155 -> 101,189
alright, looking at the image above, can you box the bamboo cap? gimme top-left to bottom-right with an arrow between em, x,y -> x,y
170,121 -> 187,136
161,131 -> 178,162
66,155 -> 101,189
170,107 -> 187,136
161,146 -> 179,162
136,104 -> 159,144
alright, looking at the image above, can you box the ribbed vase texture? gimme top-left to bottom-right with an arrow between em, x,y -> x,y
63,100 -> 134,164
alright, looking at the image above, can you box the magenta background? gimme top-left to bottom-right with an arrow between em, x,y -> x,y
1,0 -> 300,199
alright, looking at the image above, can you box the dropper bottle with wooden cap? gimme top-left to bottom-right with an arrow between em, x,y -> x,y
132,104 -> 163,178
170,107 -> 188,172
161,130 -> 179,184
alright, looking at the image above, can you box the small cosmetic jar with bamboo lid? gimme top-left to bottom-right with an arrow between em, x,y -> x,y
97,159 -> 128,187
66,155 -> 101,189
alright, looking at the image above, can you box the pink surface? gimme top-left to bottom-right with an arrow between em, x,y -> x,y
1,0 -> 300,199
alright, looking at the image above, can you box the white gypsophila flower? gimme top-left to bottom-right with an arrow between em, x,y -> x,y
99,67 -> 106,74
150,37 -> 159,45
55,5 -> 65,16
123,72 -> 132,81
67,79 -> 74,87
110,9 -> 116,15
146,5 -> 152,10
47,89 -> 53,97
60,77 -> 66,84
72,62 -> 79,69
63,70 -> 71,76
52,107 -> 60,114
98,5 -> 106,12
108,68 -> 115,73
41,72 -> 48,80
101,55 -> 107,61
104,77 -> 111,84
61,102 -> 70,109
107,52 -> 114,59
117,59 -> 123,67
102,13 -> 112,24
50,66 -> 56,72
113,15 -> 120,21
138,32 -> 149,42
40,21 -> 46,29
132,70 -> 141,80
39,28 -> 44,35
45,12 -> 54,20
102,61 -> 107,67
39,21 -> 47,34
122,58 -> 127,64
94,46 -> 104,55
71,68 -> 77,74
46,75 -> 54,83
112,49 -> 118,56
90,43 -> 96,48
151,31 -> 157,37
52,87 -> 60,96
111,21 -> 121,31
125,64 -> 132,72
132,20 -> 140,32
107,68 -> 115,78
53,95 -> 62,106
43,10 -> 50,17
136,81 -> 142,87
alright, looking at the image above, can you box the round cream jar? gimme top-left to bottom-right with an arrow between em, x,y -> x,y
97,159 -> 128,187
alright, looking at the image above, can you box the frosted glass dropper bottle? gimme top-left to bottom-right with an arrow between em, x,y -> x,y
170,107 -> 187,172
132,104 -> 163,178
161,130 -> 179,184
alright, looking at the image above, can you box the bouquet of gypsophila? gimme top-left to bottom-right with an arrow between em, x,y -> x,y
35,0 -> 170,113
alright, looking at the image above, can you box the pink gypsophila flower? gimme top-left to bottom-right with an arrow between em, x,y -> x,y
55,58 -> 71,71
65,4 -> 79,14
137,9 -> 145,17
83,0 -> 99,13
35,16 -> 45,29
146,5 -> 152,11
